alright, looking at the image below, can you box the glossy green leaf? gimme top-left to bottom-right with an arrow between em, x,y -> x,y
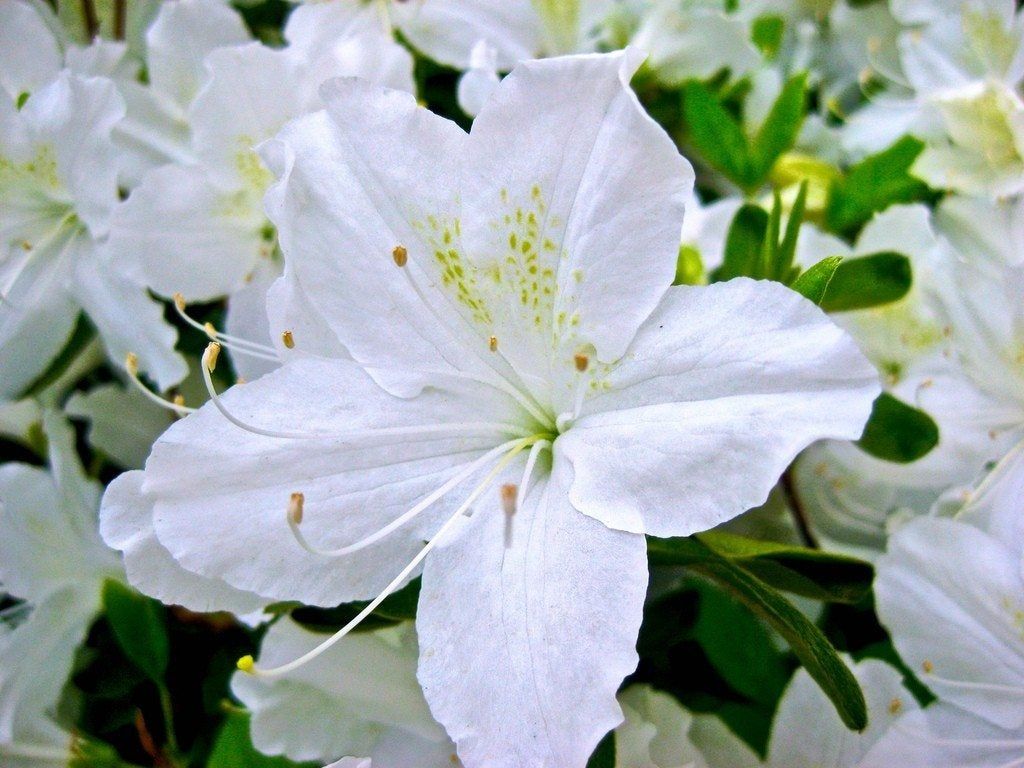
684,80 -> 750,186
857,392 -> 940,463
750,73 -> 807,184
101,580 -> 169,683
791,255 -> 843,305
817,251 -> 912,312
692,581 -> 790,705
648,537 -> 868,730
825,137 -> 930,236
717,204 -> 769,281
698,531 -> 874,603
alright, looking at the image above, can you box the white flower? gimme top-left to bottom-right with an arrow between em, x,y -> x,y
0,412 -> 120,756
862,448 -> 1024,766
843,0 -> 1024,196
231,619 -> 458,766
616,685 -> 723,768
104,0 -> 415,369
105,50 -> 878,768
0,71 -> 186,400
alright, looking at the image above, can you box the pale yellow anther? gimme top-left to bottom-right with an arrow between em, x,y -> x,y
922,659 -> 934,674
173,292 -> 186,312
203,322 -> 218,340
125,352 -> 139,376
205,342 -> 222,372
392,245 -> 408,267
574,353 -> 589,372
288,492 -> 305,525
888,697 -> 903,715
867,36 -> 881,54
281,330 -> 295,349
237,655 -> 255,674
489,335 -> 498,352
858,67 -> 873,86
500,483 -> 518,516
236,377 -> 247,385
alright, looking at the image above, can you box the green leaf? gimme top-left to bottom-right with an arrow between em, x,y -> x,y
291,576 -> 421,633
101,580 -> 169,683
751,14 -> 785,58
716,204 -> 769,281
750,73 -> 807,184
817,251 -> 912,312
208,710 -> 319,768
775,180 -> 808,280
586,731 -> 616,768
824,137 -> 930,236
684,80 -> 751,187
648,537 -> 868,730
698,531 -> 874,604
791,256 -> 843,305
857,392 -> 940,463
692,581 -> 790,705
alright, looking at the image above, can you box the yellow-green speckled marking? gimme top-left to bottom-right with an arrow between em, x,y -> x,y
0,144 -> 62,193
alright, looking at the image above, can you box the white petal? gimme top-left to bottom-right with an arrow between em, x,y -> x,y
0,0 -> 61,102
957,440 -> 1024,560
938,194 -> 1024,268
417,460 -> 648,768
767,658 -> 919,766
65,383 -> 174,469
875,517 -> 1024,729
225,257 -> 283,382
461,50 -> 693,391
558,279 -> 879,537
390,0 -> 538,69
616,685 -> 710,768
861,703 -> 1024,768
456,41 -> 500,117
72,255 -> 187,391
0,230 -> 79,402
232,620 -> 445,763
260,80 -> 486,397
145,356 -> 514,606
189,43 -> 305,192
111,80 -> 194,186
100,471 -> 266,615
0,586 -> 98,745
105,163 -> 266,301
0,412 -> 114,602
324,760 -> 371,768
16,72 -> 123,237
145,0 -> 249,112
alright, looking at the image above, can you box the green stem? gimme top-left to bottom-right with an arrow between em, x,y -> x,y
157,682 -> 180,758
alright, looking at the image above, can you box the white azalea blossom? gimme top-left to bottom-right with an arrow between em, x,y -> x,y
0,70 -> 186,400
700,658 -> 918,767
864,451 -> 1024,766
232,619 -> 458,766
0,412 -> 120,757
104,0 -> 415,359
101,50 -> 878,768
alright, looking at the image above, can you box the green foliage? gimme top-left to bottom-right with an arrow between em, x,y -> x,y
857,393 -> 940,463
751,15 -> 785,59
102,580 -> 169,683
790,255 -> 843,305
714,182 -> 806,283
208,710 -> 318,768
684,74 -> 807,193
818,252 -> 913,312
648,536 -> 869,731
824,137 -> 932,237
698,531 -> 874,604
291,577 -> 421,633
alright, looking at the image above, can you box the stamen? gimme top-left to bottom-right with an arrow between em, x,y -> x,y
489,335 -> 498,352
387,245 -> 552,426
288,437 -> 529,557
574,353 -> 589,372
501,483 -> 517,548
281,330 -> 295,349
201,343 -> 527,442
173,292 -> 279,361
206,342 -> 221,372
288,492 -> 304,524
392,244 -> 408,267
125,352 -> 195,415
240,437 -> 533,678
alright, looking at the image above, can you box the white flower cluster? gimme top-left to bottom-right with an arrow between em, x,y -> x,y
1,0 -> 1023,767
